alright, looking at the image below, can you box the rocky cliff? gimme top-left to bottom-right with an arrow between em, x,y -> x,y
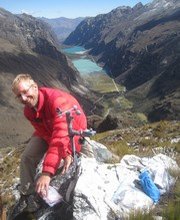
64,0 -> 180,121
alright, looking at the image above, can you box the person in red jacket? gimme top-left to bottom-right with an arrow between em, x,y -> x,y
12,73 -> 87,199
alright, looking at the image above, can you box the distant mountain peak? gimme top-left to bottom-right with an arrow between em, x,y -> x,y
133,2 -> 144,10
40,17 -> 85,43
111,6 -> 132,14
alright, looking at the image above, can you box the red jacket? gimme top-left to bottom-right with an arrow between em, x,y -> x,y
24,87 -> 87,175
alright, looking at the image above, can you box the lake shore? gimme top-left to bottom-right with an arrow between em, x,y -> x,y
62,45 -> 106,75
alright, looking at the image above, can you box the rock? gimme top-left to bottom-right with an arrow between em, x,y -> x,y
97,114 -> 119,132
9,141 -> 179,220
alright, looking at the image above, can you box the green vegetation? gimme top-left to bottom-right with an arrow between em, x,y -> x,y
93,120 -> 180,158
107,139 -> 134,157
93,131 -> 135,158
129,210 -> 154,220
84,71 -> 149,127
163,201 -> 180,220
84,72 -> 124,93
135,113 -> 148,124
118,96 -> 133,110
0,145 -> 24,207
160,169 -> 180,219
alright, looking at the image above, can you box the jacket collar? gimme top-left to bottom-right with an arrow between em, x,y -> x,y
35,88 -> 44,118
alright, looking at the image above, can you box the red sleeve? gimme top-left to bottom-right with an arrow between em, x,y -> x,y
42,97 -> 73,175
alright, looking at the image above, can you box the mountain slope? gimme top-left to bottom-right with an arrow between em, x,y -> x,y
40,17 -> 85,43
64,0 -> 180,121
0,8 -> 85,89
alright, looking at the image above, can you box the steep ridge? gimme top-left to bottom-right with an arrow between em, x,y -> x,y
64,0 -> 180,121
0,8 -> 96,147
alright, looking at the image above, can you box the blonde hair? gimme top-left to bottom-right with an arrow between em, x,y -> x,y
12,74 -> 36,93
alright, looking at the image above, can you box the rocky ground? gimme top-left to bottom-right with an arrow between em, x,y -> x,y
0,120 -> 179,219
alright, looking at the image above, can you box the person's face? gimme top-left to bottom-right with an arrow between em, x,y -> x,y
14,80 -> 39,108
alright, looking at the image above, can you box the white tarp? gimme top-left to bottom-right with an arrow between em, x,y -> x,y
73,153 -> 179,220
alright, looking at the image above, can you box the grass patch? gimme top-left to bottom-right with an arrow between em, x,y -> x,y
136,113 -> 148,124
129,210 -> 154,220
83,70 -> 150,127
143,121 -> 180,140
93,131 -> 135,158
118,96 -> 133,110
162,201 -> 180,219
84,72 -> 124,94
92,120 -> 180,159
152,121 -> 170,138
175,142 -> 180,153
0,145 -> 24,208
107,140 -> 134,157
169,169 -> 180,202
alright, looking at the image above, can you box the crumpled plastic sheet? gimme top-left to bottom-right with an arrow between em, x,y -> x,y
41,186 -> 63,207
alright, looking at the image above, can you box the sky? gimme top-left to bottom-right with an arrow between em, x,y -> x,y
0,0 -> 153,19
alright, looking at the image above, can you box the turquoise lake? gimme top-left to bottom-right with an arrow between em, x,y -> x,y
72,59 -> 104,74
62,46 -> 86,54
62,46 -> 105,74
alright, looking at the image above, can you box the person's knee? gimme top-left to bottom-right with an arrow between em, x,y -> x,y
20,147 -> 37,164
21,152 -> 31,166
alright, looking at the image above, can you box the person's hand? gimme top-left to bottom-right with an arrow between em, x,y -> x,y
61,154 -> 73,175
35,173 -> 51,197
